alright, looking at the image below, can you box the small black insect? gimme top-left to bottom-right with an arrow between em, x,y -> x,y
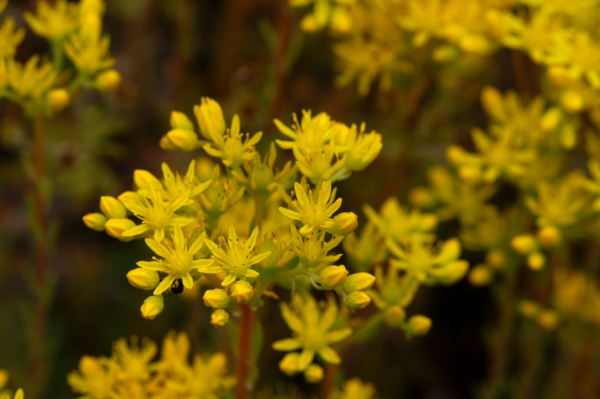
170,278 -> 184,294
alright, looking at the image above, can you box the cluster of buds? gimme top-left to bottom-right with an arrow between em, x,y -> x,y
202,280 -> 255,326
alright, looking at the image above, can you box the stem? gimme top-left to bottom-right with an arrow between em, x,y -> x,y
321,363 -> 338,399
29,115 -> 50,398
235,303 -> 255,399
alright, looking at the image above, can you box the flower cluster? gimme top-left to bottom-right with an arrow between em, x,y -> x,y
0,0 -> 120,116
68,331 -> 236,399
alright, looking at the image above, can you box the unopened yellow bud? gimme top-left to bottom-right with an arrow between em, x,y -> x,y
319,265 -> 349,290
127,268 -> 160,290
342,272 -> 376,293
548,66 -> 570,87
304,364 -> 324,383
170,111 -> 194,131
165,129 -> 199,152
458,166 -> 482,184
141,295 -> 164,320
159,135 -> 177,151
537,226 -> 561,248
518,300 -> 540,318
329,6 -> 351,33
133,170 -> 161,190
230,280 -> 254,304
481,86 -> 505,120
562,90 -> 584,113
203,289 -> 230,309
118,191 -> 141,208
194,97 -> 226,140
445,145 -> 467,165
385,305 -> 406,327
431,260 -> 469,285
409,187 -> 435,208
537,310 -> 559,330
511,234 -> 537,254
79,356 -> 102,376
95,70 -> 121,93
105,218 -> 136,241
300,14 -> 319,32
47,89 -> 70,111
211,309 -> 229,327
100,196 -> 127,219
345,291 -> 371,310
540,107 -> 562,132
83,213 -> 107,231
331,212 -> 358,235
486,250 -> 505,269
468,265 -> 492,286
279,353 -> 300,376
527,252 -> 545,270
407,315 -> 432,336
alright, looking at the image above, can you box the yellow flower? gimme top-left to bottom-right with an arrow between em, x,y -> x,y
290,224 -> 343,269
203,113 -> 262,170
332,378 -> 377,399
205,225 -> 271,286
0,12 -> 25,58
68,356 -> 117,399
279,181 -> 341,235
292,140 -> 347,185
6,56 -> 57,100
24,0 -> 79,42
137,226 -> 216,295
342,222 -> 386,272
65,29 -> 114,75
272,294 -> 352,371
364,197 -> 438,243
388,236 -> 468,285
275,110 -> 339,153
179,353 -> 236,398
334,122 -> 382,172
153,330 -> 190,373
194,97 -> 226,140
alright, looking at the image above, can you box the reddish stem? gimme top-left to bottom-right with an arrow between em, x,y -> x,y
235,304 -> 255,399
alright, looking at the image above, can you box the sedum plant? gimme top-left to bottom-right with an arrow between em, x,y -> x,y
81,96 -> 469,398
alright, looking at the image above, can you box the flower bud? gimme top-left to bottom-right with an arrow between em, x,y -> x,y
511,234 -> 537,254
100,196 -> 127,219
79,355 -> 103,376
95,69 -> 121,93
537,310 -> 559,330
342,272 -> 376,293
304,364 -> 324,383
170,111 -> 195,131
134,170 -> 161,190
82,213 -> 107,231
105,218 -> 136,241
141,295 -> 164,320
541,107 -> 562,132
165,129 -> 199,152
537,226 -> 561,248
279,353 -> 300,376
118,191 -> 141,205
548,66 -> 569,87
385,305 -> 406,327
481,86 -> 505,121
319,265 -> 349,290
127,268 -> 160,290
518,300 -> 540,318
561,90 -> 583,113
345,291 -> 371,310
47,89 -> 70,111
527,252 -> 545,270
230,280 -> 254,304
468,265 -> 492,286
407,315 -> 432,336
194,97 -> 226,140
486,249 -> 505,269
430,260 -> 469,285
159,135 -> 178,151
210,309 -> 229,327
203,289 -> 230,309
331,212 -> 358,235
409,187 -> 435,208
458,166 -> 482,184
